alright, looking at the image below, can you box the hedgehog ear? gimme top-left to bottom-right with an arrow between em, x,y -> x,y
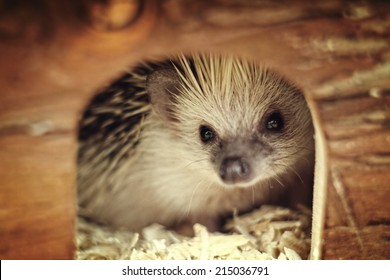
146,67 -> 181,122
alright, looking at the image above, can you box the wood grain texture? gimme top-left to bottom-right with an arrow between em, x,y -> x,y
0,135 -> 75,259
320,88 -> 390,258
0,0 -> 389,259
323,226 -> 390,259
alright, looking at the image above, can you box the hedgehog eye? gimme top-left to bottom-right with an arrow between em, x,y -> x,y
265,111 -> 284,132
199,125 -> 215,143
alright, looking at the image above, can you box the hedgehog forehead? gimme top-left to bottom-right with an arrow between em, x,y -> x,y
174,80 -> 273,138
172,54 -> 304,139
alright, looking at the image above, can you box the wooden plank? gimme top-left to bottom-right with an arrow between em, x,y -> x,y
340,169 -> 390,227
0,134 -> 75,259
323,226 -> 390,259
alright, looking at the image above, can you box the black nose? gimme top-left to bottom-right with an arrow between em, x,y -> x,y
219,157 -> 251,184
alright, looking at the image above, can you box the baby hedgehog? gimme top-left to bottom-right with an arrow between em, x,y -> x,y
78,54 -> 314,233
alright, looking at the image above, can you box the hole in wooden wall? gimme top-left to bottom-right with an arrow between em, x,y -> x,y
75,53 -> 316,260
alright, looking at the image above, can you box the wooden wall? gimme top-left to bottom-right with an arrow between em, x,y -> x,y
0,0 -> 389,259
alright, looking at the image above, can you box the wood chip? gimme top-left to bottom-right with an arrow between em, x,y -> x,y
76,205 -> 311,260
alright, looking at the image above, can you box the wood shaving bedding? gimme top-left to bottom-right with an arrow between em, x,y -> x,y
76,205 -> 311,260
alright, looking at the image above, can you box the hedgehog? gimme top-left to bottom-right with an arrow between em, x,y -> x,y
77,53 -> 314,233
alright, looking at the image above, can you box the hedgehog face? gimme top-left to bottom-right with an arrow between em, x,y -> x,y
193,104 -> 312,188
197,110 -> 286,187
201,125 -> 272,187
147,54 -> 314,189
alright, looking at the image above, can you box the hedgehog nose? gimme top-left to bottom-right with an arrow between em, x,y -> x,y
219,157 -> 251,184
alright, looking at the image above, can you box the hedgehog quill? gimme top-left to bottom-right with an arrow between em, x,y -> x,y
78,54 -> 314,233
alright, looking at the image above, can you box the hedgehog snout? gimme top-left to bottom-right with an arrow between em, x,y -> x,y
219,157 -> 251,184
